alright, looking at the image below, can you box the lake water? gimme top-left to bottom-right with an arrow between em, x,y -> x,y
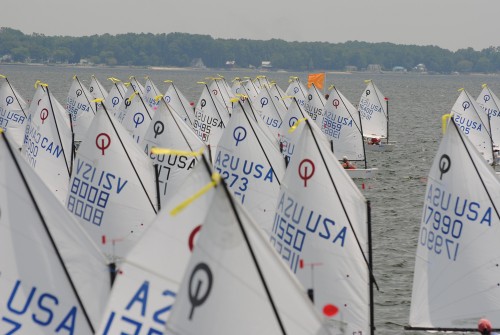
3,64 -> 500,335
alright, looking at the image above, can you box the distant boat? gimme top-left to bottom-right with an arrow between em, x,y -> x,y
358,80 -> 395,152
323,84 -> 378,179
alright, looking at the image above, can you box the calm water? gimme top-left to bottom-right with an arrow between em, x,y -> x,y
3,64 -> 500,335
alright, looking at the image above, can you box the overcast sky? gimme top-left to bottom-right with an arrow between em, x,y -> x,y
2,0 -> 499,52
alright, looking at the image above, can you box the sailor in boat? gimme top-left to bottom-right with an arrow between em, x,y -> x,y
341,156 -> 357,169
368,137 -> 381,145
478,318 -> 499,335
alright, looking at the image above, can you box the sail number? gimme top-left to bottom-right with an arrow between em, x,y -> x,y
420,205 -> 462,261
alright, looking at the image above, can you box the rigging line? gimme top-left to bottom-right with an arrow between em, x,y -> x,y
137,93 -> 153,120
75,76 -> 96,115
101,103 -> 158,214
334,87 -> 362,133
452,119 -> 500,220
273,85 -> 288,111
220,177 -> 287,335
312,84 -> 325,109
204,83 -> 226,128
92,75 -> 107,100
367,200 -> 375,335
130,77 -> 144,95
306,119 -> 379,290
264,85 -> 284,123
5,77 -> 27,117
172,83 -> 193,125
240,101 -> 282,186
115,82 -> 126,99
333,87 -> 368,169
2,132 -> 96,333
46,86 -> 71,177
213,80 -> 231,115
215,79 -> 233,112
370,83 -> 388,120
163,99 -> 200,157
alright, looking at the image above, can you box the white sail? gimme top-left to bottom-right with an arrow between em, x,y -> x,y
97,158 -> 216,335
450,89 -> 493,164
279,98 -> 326,163
270,119 -> 372,335
116,87 -> 154,144
66,76 -> 96,142
208,78 -> 235,116
253,84 -> 286,141
129,76 -> 146,95
192,85 -> 229,158
476,84 -> 500,147
141,99 -> 207,207
0,132 -> 110,334
66,106 -> 157,260
163,82 -> 195,126
214,100 -> 286,233
21,87 -> 72,204
104,80 -> 127,116
305,83 -> 326,126
285,77 -> 309,108
0,76 -> 28,149
254,75 -> 272,90
240,78 -> 260,100
358,80 -> 388,140
323,85 -> 365,161
89,75 -> 108,100
269,82 -> 288,111
164,181 -> 338,335
143,77 -> 162,110
408,118 -> 500,330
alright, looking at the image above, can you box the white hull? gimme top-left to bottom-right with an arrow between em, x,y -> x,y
346,167 -> 378,179
365,142 -> 395,152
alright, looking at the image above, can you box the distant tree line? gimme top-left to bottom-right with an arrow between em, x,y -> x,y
1,27 -> 500,74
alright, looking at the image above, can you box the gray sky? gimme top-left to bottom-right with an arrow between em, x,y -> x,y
2,0 -> 500,51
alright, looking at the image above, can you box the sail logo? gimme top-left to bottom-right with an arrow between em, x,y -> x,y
298,159 -> 315,187
153,121 -> 164,139
270,192 -> 347,273
100,280 -> 176,335
133,112 -> 145,128
40,108 -> 49,124
96,133 -> 111,155
67,158 -> 128,227
2,279 -> 79,334
188,263 -> 213,320
233,126 -> 246,146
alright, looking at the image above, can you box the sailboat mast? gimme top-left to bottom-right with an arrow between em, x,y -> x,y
367,200 -> 375,335
385,97 -> 389,144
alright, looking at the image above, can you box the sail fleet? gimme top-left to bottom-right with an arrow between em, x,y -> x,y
2,70 -> 499,334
